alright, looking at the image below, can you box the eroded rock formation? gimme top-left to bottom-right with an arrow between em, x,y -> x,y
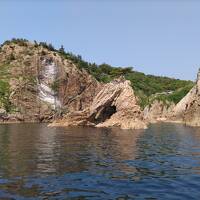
51,77 -> 147,129
172,69 -> 200,126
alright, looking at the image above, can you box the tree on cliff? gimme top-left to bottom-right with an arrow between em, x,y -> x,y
59,45 -> 65,54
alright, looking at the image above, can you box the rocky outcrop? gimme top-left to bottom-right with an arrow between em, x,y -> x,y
170,69 -> 200,126
51,77 -> 147,129
144,100 -> 175,123
0,41 -> 101,122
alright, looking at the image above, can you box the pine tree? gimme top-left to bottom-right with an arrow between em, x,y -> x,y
59,45 -> 65,54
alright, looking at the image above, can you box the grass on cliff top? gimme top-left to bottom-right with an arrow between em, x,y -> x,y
0,39 -> 195,108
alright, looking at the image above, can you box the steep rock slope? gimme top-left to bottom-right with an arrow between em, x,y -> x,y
172,69 -> 200,126
51,77 -> 147,129
0,41 -> 101,122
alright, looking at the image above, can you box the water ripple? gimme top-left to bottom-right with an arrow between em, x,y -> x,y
0,123 -> 200,199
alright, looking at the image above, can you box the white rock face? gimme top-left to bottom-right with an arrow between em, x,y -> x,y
38,59 -> 61,109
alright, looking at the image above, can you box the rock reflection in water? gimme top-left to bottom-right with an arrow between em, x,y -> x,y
0,124 -> 143,178
0,123 -> 200,199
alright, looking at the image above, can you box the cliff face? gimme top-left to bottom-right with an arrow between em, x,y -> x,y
0,42 -> 101,122
51,77 -> 147,129
5,40 -> 196,129
172,69 -> 200,126
0,41 -> 147,129
144,100 -> 175,123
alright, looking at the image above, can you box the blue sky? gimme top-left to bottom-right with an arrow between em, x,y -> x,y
0,0 -> 200,80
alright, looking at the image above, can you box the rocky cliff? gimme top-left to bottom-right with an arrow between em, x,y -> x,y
0,40 -> 146,129
0,41 -> 101,122
171,69 -> 200,126
1,39 -> 196,129
51,77 -> 147,129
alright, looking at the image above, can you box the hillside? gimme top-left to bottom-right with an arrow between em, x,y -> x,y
0,38 -> 194,117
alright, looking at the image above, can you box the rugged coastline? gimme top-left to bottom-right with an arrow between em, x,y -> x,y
0,39 -> 199,129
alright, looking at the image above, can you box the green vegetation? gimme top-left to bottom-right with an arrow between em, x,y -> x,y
59,45 -> 65,54
145,83 -> 193,108
124,72 -> 194,108
2,38 -> 29,47
39,42 -> 56,51
0,64 -> 12,111
0,64 -> 11,80
0,80 -> 11,112
162,84 -> 193,104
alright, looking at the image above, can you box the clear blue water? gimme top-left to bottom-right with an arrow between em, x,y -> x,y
0,123 -> 200,199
